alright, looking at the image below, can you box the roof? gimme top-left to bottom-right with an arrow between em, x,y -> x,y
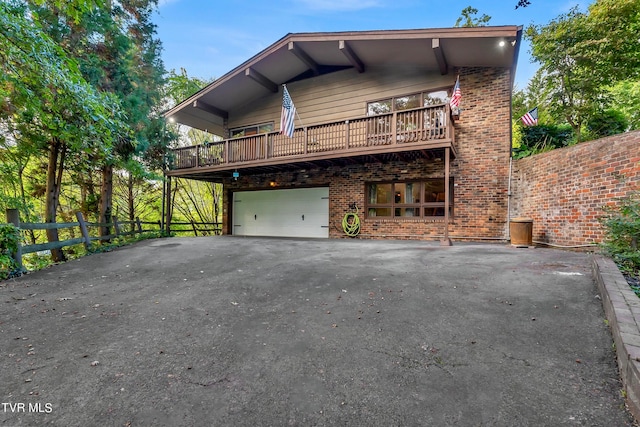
164,26 -> 523,131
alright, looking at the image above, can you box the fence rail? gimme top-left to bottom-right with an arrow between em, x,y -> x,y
3,209 -> 162,272
167,221 -> 222,236
2,209 -> 222,273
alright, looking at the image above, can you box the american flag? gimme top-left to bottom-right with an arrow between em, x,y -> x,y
520,107 -> 538,126
449,77 -> 461,109
280,85 -> 296,138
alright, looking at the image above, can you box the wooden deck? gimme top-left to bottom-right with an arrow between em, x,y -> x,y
168,104 -> 456,177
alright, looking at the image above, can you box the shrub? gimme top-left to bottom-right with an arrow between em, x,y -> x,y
586,109 -> 629,140
512,124 -> 574,159
0,224 -> 21,280
600,192 -> 640,280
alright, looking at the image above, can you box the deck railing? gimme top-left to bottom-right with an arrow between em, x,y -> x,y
171,104 -> 452,170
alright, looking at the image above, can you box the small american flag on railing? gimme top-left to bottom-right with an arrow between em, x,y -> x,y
280,85 -> 296,138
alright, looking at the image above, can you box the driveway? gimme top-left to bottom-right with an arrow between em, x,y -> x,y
0,237 -> 635,426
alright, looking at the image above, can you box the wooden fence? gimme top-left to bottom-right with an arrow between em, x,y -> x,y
3,209 -> 161,272
2,209 -> 223,273
166,221 -> 222,236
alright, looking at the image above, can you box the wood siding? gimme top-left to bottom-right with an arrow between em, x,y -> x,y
229,67 -> 453,133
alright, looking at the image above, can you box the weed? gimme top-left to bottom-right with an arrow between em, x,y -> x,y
600,191 -> 640,295
0,224 -> 20,280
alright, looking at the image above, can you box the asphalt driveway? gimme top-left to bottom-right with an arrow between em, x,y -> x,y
0,237 -> 635,426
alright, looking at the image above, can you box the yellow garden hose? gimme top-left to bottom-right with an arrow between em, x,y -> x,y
342,204 -> 361,237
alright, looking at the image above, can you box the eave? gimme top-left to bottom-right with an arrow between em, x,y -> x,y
163,26 -> 523,132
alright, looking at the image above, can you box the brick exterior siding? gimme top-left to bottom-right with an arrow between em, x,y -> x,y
511,130 -> 640,246
220,67 -> 514,241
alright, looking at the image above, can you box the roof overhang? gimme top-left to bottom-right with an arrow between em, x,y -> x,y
164,26 -> 523,132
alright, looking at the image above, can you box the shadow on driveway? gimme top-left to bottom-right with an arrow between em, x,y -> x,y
0,237 -> 635,426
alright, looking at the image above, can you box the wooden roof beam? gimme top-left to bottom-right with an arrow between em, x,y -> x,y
288,42 -> 320,75
432,38 -> 448,75
245,67 -> 278,93
339,40 -> 365,73
193,99 -> 228,119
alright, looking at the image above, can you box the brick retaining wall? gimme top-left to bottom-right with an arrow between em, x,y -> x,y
511,131 -> 640,246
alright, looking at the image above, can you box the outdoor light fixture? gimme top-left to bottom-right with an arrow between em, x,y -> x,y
233,170 -> 239,180
499,40 -> 506,47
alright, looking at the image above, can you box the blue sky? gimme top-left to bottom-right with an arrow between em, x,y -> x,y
153,0 -> 590,90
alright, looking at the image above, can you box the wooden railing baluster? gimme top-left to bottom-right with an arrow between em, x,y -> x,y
169,104 -> 452,170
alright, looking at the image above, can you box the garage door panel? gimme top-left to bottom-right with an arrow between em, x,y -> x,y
233,188 -> 329,238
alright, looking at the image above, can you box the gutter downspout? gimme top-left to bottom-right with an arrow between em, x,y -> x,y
507,27 -> 523,242
507,155 -> 512,241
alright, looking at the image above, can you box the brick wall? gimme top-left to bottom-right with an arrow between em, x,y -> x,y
511,130 -> 640,246
452,67 -> 512,239
219,67 -> 514,241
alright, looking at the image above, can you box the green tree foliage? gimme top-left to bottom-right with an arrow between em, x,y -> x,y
512,124 -> 574,159
581,0 -> 640,85
600,192 -> 640,281
609,80 -> 640,131
519,0 -> 640,149
31,0 -> 166,239
1,0 -> 128,261
0,223 -> 20,280
162,69 -> 222,228
171,179 -> 222,233
585,109 -> 629,140
1,0 -> 170,265
454,6 -> 491,27
0,2 -> 125,151
163,68 -> 211,110
525,7 -> 598,141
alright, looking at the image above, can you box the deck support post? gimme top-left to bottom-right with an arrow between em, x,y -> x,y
165,176 -> 172,235
440,147 -> 452,246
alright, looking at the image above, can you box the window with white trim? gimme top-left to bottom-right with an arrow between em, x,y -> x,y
366,89 -> 450,116
230,122 -> 274,138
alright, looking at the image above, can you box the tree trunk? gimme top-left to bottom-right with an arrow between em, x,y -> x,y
45,138 -> 66,262
213,183 -> 221,234
99,164 -> 114,240
18,162 -> 36,245
128,171 -> 135,232
86,173 -> 97,220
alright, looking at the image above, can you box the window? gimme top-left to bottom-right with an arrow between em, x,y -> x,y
424,90 -> 448,106
230,122 -> 274,138
367,89 -> 450,116
366,179 -> 454,218
367,100 -> 392,116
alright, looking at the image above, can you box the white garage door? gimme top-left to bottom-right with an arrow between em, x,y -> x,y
232,187 -> 329,238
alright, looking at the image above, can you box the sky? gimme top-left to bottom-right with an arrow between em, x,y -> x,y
152,0 -> 590,90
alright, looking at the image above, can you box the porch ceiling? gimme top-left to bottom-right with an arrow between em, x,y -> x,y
164,26 -> 523,132
168,148 -> 448,182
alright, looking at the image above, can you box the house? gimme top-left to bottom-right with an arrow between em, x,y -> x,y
164,26 -> 523,242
